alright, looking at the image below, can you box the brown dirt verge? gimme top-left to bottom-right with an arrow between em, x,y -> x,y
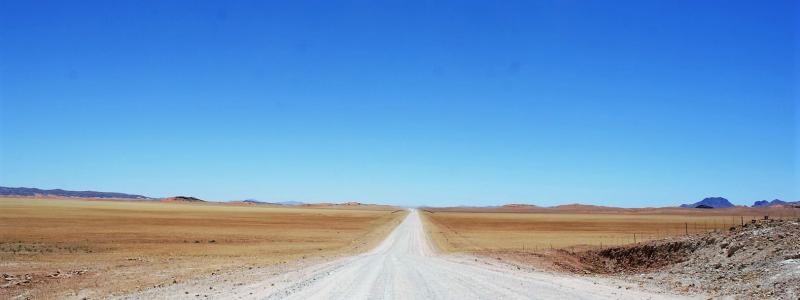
479,218 -> 800,299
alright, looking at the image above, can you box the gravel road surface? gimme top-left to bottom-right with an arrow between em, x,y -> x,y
119,210 -> 688,299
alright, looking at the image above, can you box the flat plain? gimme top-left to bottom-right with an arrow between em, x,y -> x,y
421,206 -> 799,252
0,198 -> 406,299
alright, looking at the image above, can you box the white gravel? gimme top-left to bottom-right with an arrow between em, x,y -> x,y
116,210 -> 692,300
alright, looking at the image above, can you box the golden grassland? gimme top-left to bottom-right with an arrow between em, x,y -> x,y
0,198 -> 407,299
421,207 -> 800,253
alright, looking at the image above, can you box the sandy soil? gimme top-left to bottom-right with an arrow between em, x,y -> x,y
421,208 -> 797,251
119,210 -> 691,299
0,198 -> 405,299
451,218 -> 800,299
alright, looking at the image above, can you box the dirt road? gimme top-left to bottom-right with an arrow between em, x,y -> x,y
120,210 -> 687,299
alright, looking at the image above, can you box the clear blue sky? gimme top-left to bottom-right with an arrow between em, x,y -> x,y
1,1 -> 797,207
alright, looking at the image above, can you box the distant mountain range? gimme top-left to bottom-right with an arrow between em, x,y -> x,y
241,199 -> 265,204
277,200 -> 305,206
161,196 -> 204,203
679,197 -> 799,209
0,186 -> 149,199
752,199 -> 800,207
680,197 -> 735,209
241,199 -> 305,206
3,186 -> 796,209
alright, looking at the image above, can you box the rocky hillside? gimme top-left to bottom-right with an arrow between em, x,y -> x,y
583,218 -> 799,298
488,216 -> 800,299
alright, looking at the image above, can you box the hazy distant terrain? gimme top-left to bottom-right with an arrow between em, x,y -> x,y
0,186 -> 149,199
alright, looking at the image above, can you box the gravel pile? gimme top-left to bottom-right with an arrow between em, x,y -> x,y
476,217 -> 800,298
625,218 -> 800,299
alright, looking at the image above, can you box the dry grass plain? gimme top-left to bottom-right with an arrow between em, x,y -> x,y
421,206 -> 799,252
0,198 -> 407,299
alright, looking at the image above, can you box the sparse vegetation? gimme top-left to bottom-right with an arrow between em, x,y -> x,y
421,207 -> 798,252
421,208 -> 800,298
0,198 -> 406,299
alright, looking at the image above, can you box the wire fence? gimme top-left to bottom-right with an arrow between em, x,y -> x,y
423,207 -> 800,254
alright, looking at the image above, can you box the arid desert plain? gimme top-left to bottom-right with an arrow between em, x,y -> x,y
2,197 -> 798,299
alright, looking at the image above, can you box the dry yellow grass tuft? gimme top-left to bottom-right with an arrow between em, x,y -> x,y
421,207 -> 798,253
0,198 -> 407,299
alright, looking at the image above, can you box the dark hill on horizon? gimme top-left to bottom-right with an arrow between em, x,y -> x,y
754,199 -> 781,207
161,196 -> 204,203
680,197 -> 735,209
0,186 -> 149,199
